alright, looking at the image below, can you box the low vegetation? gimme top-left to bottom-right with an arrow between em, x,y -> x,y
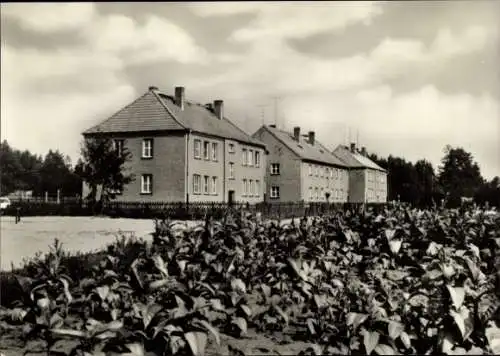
1,205 -> 499,355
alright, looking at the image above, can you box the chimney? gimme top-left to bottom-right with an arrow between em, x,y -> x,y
350,142 -> 356,153
293,126 -> 300,141
361,146 -> 367,156
308,131 -> 315,145
174,86 -> 185,110
213,100 -> 224,120
148,86 -> 158,91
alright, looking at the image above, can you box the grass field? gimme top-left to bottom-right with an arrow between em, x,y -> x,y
0,216 -> 201,271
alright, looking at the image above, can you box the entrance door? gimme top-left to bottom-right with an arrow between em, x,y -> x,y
228,190 -> 235,205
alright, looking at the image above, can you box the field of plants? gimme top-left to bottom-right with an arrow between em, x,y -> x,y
1,205 -> 499,355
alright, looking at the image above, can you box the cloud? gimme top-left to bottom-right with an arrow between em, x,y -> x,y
230,2 -> 384,41
188,2 -> 264,16
278,85 -> 499,179
1,3 -> 95,33
1,4 -> 207,161
85,14 -> 208,64
191,1 -> 384,41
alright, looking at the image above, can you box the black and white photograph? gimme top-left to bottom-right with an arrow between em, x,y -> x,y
0,1 -> 499,355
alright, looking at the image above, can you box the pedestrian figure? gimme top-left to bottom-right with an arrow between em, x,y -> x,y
15,207 -> 21,224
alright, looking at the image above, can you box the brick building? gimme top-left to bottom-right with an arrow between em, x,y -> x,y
252,125 -> 349,202
332,143 -> 387,203
82,86 -> 267,203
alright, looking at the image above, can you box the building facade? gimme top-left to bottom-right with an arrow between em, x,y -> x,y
332,144 -> 388,203
252,125 -> 349,202
82,86 -> 267,203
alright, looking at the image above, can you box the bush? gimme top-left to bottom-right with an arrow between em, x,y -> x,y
1,205 -> 499,355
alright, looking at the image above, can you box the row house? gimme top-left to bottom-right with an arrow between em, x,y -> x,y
82,86 -> 267,203
252,125 -> 349,202
333,143 -> 388,203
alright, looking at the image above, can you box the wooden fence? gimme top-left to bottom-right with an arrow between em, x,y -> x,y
2,199 -> 385,220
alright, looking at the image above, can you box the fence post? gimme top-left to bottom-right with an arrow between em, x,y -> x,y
57,189 -> 61,204
45,191 -> 48,203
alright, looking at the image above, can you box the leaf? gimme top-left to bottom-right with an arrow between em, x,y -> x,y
123,343 -> 147,356
385,229 -> 396,240
389,239 -> 402,254
374,344 -> 398,355
307,318 -> 316,335
400,331 -> 411,349
185,331 -> 208,356
363,330 -> 380,355
274,305 -> 289,326
96,285 -> 110,301
468,243 -> 480,259
232,317 -> 247,336
446,285 -> 465,309
347,312 -> 369,331
210,298 -> 224,311
450,310 -> 466,339
240,304 -> 252,317
450,307 -> 473,340
287,258 -> 302,280
51,328 -> 87,338
485,323 -> 500,355
196,320 -> 220,346
231,278 -> 246,294
152,255 -> 168,277
388,321 -> 404,340
149,279 -> 169,290
59,277 -> 73,303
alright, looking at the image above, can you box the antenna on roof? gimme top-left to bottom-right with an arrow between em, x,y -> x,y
258,104 -> 267,126
272,96 -> 282,129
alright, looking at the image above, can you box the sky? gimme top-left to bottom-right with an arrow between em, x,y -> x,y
1,1 -> 499,179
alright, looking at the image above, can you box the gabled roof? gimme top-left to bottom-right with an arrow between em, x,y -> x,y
258,125 -> 347,167
332,145 -> 386,172
83,88 -> 265,148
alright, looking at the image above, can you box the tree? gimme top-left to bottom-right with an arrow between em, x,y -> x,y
39,150 -> 73,197
438,145 -> 483,206
79,135 -> 134,210
414,159 -> 436,207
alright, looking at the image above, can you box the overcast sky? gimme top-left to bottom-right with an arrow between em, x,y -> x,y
1,1 -> 499,178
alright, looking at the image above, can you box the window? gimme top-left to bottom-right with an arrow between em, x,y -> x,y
271,163 -> 280,175
211,143 -> 218,161
308,164 -> 313,176
270,186 -> 280,199
114,139 -> 124,156
255,151 -> 261,167
194,139 -> 201,159
203,175 -> 209,194
211,176 -> 217,195
315,166 -> 319,177
255,180 -> 260,197
203,141 -> 210,160
315,187 -> 319,199
141,174 -> 152,194
309,187 -> 313,200
242,179 -> 248,196
242,149 -> 247,166
248,150 -> 253,166
326,168 -> 330,179
142,139 -> 153,158
330,169 -> 334,179
229,162 -> 235,179
249,179 -> 254,196
193,174 -> 201,194
228,143 -> 235,153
